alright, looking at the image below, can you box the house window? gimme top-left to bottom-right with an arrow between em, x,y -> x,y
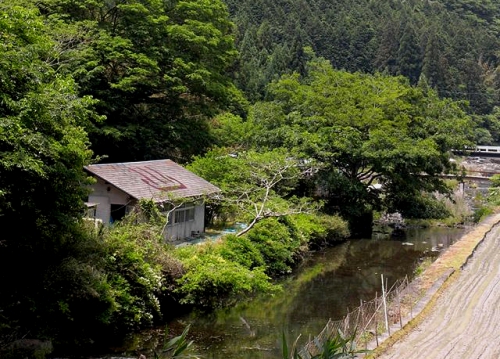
84,204 -> 97,219
170,206 -> 195,225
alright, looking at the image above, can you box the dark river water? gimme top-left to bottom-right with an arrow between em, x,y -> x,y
109,226 -> 466,358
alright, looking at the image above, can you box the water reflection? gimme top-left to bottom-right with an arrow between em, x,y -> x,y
119,226 -> 466,358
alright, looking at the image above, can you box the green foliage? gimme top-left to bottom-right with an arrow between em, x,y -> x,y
247,57 -> 473,223
98,221 -> 168,329
173,213 -> 348,308
474,108 -> 500,145
245,219 -> 298,275
227,0 -> 500,116
490,174 -> 500,188
46,218 -> 184,342
174,243 -> 276,308
154,325 -> 198,359
209,112 -> 253,148
391,193 -> 451,220
3,0 -> 491,347
282,328 -> 369,359
0,0 -> 100,343
188,147 -> 320,233
472,205 -> 493,223
284,214 -> 350,247
34,0 -> 246,162
487,174 -> 500,207
218,234 -> 266,269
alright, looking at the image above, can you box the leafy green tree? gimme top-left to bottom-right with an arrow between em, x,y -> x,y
0,0 -> 98,338
475,107 -> 500,144
226,0 -> 500,117
421,26 -> 446,89
35,0 -> 246,162
247,58 -> 474,230
397,23 -> 422,85
188,148 -> 320,235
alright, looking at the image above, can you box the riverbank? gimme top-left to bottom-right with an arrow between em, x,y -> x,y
115,225 -> 465,358
367,210 -> 500,358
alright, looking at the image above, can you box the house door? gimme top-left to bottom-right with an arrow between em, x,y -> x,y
89,196 -> 110,223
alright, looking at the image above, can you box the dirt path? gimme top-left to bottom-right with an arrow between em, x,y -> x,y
379,223 -> 500,359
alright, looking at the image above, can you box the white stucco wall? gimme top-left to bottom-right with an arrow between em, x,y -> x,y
88,178 -> 131,224
164,204 -> 205,240
88,177 -> 206,239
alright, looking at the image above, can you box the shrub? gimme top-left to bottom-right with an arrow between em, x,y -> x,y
245,219 -> 298,275
174,244 -> 276,308
218,234 -> 266,269
399,193 -> 451,219
98,219 -> 185,330
173,214 -> 349,309
473,205 -> 493,223
284,214 -> 349,246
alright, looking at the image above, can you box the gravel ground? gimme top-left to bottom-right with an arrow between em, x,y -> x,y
379,223 -> 500,359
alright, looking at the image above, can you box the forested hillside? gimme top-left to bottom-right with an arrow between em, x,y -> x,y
227,0 -> 500,142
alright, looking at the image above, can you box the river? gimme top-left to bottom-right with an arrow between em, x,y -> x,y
109,226 -> 466,358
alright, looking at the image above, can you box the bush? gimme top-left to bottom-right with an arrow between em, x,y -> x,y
95,213 -> 190,330
473,206 -> 493,223
172,213 -> 349,309
218,234 -> 266,269
41,218 -> 184,344
174,244 -> 276,308
281,214 -> 349,248
399,193 -> 451,219
245,219 -> 299,275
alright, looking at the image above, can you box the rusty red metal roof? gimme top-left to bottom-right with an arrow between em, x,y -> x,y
85,159 -> 220,202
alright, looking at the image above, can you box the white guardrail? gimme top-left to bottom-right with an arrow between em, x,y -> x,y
475,146 -> 500,153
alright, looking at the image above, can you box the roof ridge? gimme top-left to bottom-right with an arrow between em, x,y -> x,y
86,159 -> 173,168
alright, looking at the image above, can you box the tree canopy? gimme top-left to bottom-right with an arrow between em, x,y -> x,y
35,0 -> 246,162
239,58 -> 473,226
0,0 -> 98,337
226,0 -> 500,140
0,0 -> 486,350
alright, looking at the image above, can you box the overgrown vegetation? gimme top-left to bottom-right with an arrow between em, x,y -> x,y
282,329 -> 369,359
0,0 -> 486,354
174,214 -> 349,309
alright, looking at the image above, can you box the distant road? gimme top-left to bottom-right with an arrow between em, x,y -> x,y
379,224 -> 500,359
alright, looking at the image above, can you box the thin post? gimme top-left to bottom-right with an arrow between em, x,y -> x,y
374,292 -> 379,347
360,299 -> 367,351
381,274 -> 390,335
397,286 -> 403,329
386,276 -> 391,336
409,277 -> 413,319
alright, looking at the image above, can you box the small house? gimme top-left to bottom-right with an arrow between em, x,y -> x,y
84,159 -> 220,240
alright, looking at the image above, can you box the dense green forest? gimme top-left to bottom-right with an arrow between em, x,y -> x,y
0,0 -> 495,355
227,0 -> 500,143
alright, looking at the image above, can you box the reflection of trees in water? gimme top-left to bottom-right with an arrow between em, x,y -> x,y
286,242 -> 416,323
174,242 -> 352,354
286,227 -> 465,324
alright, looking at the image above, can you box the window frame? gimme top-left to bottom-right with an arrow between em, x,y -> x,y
168,204 -> 196,226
